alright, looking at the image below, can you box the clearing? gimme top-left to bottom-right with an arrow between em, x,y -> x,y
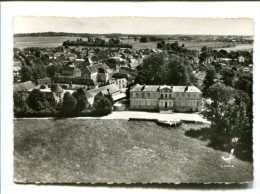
14,119 -> 253,184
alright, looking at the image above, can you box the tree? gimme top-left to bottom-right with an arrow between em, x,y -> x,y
72,88 -> 88,112
32,64 -> 47,81
27,89 -> 48,111
221,69 -> 236,87
166,54 -> 196,85
203,66 -> 216,95
20,66 -> 33,82
235,73 -> 253,99
13,92 -> 29,113
93,95 -> 112,114
157,42 -> 164,49
139,36 -> 149,43
62,92 -> 77,114
199,52 -> 209,63
219,49 -> 228,58
201,84 -> 251,154
135,53 -> 167,85
46,64 -> 59,77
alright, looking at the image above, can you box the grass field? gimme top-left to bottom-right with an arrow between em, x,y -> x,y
131,41 -> 235,50
14,119 -> 253,184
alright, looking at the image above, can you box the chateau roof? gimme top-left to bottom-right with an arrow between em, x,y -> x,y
130,84 -> 201,93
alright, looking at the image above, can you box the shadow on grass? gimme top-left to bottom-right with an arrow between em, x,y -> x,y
185,127 -> 253,162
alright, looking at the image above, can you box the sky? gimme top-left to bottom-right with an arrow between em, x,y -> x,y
14,16 -> 254,36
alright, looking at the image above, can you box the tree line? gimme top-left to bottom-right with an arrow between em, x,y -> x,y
200,63 -> 253,161
14,87 -> 113,117
62,40 -> 133,48
134,52 -> 198,86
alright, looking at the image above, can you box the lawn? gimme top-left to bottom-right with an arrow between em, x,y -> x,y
14,119 -> 253,184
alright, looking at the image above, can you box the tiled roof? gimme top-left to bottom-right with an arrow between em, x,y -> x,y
130,84 -> 201,93
53,83 -> 63,93
14,81 -> 36,92
37,77 -> 51,85
82,63 -> 110,75
85,84 -> 119,97
63,66 -> 81,73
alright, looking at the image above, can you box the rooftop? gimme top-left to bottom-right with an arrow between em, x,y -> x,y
14,81 -> 36,92
130,84 -> 202,93
85,84 -> 120,97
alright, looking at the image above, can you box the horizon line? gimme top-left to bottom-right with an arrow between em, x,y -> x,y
14,31 -> 253,37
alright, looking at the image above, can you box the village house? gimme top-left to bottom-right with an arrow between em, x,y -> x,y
14,81 -> 36,93
130,84 -> 202,113
62,66 -> 81,77
85,84 -> 126,105
81,63 -> 111,83
238,56 -> 245,63
37,77 -> 52,86
13,66 -> 21,82
108,78 -> 128,89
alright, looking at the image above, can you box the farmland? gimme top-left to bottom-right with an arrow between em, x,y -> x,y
14,36 -> 253,51
14,119 -> 253,184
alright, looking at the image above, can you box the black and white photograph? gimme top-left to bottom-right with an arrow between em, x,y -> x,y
12,16 -> 254,184
1,2 -> 260,193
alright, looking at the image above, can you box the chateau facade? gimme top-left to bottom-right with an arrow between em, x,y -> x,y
130,84 -> 202,113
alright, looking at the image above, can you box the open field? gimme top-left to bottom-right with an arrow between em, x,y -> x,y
177,41 -> 232,50
14,36 -> 253,51
14,119 -> 253,183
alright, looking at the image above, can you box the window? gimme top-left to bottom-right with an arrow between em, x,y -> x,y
197,101 -> 200,107
133,92 -> 136,97
148,93 -> 150,98
165,94 -> 167,98
176,93 -> 179,98
169,94 -> 171,98
188,94 -> 190,98
142,93 -> 145,98
182,93 -> 184,98
161,94 -> 163,98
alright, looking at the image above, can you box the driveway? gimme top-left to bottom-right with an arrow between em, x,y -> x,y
101,111 -> 209,123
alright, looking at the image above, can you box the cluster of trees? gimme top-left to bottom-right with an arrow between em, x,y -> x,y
14,87 -> 113,117
62,40 -> 132,48
202,64 -> 253,161
157,41 -> 186,52
108,38 -> 121,45
134,53 -> 197,86
139,36 -> 163,43
199,46 -> 253,65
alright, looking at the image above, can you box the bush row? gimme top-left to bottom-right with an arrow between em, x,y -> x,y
62,41 -> 133,48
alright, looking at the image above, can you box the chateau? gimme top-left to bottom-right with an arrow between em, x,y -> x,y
129,84 -> 202,113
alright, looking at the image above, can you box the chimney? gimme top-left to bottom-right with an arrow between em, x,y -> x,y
107,89 -> 110,95
141,84 -> 145,91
